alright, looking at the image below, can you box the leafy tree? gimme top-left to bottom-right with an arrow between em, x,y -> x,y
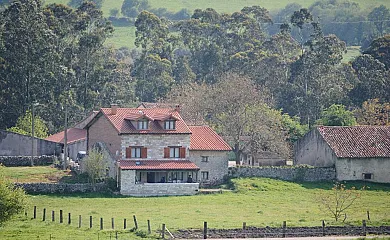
281,114 -> 309,143
318,182 -> 362,222
0,0 -> 56,129
68,0 -> 103,9
83,148 -> 108,185
356,99 -> 390,126
121,0 -> 150,18
7,110 -> 49,138
349,54 -> 390,105
316,104 -> 357,126
0,166 -> 27,225
134,54 -> 174,102
368,5 -> 390,37
364,34 -> 390,69
166,73 -> 292,163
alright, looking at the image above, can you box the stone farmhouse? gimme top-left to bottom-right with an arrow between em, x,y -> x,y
295,126 -> 390,183
85,105 -> 231,196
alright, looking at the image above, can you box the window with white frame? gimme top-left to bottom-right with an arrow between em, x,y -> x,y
137,119 -> 148,130
131,147 -> 141,158
164,119 -> 176,130
170,147 -> 180,158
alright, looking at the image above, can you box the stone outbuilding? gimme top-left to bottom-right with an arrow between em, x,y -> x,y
294,126 -> 390,183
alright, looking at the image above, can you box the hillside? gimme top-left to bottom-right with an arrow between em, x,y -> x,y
44,0 -> 390,49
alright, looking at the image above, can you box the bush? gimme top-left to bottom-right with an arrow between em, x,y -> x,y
0,165 -> 27,225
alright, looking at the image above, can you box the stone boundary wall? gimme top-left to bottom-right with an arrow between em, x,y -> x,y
0,155 -> 56,167
14,182 -> 107,194
228,165 -> 336,182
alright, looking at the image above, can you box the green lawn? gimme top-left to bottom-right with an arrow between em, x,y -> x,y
2,166 -> 70,183
343,46 -> 362,63
1,178 -> 390,239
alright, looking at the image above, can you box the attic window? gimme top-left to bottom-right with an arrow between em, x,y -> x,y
137,119 -> 148,130
164,119 -> 176,130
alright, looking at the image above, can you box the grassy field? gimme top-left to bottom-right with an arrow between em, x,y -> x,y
1,178 -> 390,239
2,166 -> 70,183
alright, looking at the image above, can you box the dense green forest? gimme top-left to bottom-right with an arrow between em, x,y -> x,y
1,0 -> 390,158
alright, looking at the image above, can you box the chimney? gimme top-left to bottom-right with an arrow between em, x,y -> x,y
175,104 -> 180,113
111,104 -> 118,115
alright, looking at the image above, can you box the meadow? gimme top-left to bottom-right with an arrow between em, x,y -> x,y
1,177 -> 390,239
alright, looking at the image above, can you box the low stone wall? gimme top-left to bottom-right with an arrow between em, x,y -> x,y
228,165 -> 336,182
14,182 -> 107,194
120,183 -> 200,196
0,155 -> 55,167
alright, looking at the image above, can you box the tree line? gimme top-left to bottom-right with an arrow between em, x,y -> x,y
1,0 -> 390,161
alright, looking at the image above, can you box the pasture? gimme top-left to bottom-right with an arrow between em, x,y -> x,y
1,177 -> 390,239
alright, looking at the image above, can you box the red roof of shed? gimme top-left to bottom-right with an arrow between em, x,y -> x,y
189,126 -> 232,151
318,126 -> 390,158
119,160 -> 200,170
45,128 -> 86,144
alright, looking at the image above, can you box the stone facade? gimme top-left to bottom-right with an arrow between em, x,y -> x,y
15,182 -> 107,194
121,134 -> 191,159
229,166 -> 336,182
190,150 -> 229,183
120,170 -> 199,196
87,115 -> 121,157
294,129 -> 337,167
336,157 -> 390,183
0,155 -> 55,167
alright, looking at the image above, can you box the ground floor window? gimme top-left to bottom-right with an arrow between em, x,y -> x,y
363,173 -> 372,180
201,171 -> 209,180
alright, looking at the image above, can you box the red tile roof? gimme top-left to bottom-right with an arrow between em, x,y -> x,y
318,126 -> 390,158
119,160 -> 200,170
100,108 -> 191,134
45,128 -> 86,144
189,126 -> 232,151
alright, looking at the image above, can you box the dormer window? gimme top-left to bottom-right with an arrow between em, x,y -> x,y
137,119 -> 148,130
164,119 -> 176,130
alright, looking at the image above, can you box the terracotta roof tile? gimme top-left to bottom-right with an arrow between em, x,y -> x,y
189,126 -> 232,151
318,126 -> 390,158
45,128 -> 86,144
100,108 -> 191,134
119,160 -> 200,170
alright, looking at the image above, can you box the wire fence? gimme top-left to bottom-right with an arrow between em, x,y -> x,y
29,206 -> 390,239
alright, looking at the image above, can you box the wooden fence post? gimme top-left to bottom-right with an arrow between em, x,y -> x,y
161,224 -> 166,239
322,220 -> 325,236
112,218 -> 115,229
282,221 -> 286,238
100,217 -> 103,230
79,215 -> 81,228
133,215 -> 138,229
89,216 -> 92,228
33,206 -> 36,219
147,220 -> 151,234
52,211 -> 55,222
243,222 -> 246,230
124,218 -> 126,229
367,211 -> 370,220
60,210 -> 63,223
42,208 -> 46,221
203,221 -> 208,239
68,213 -> 71,224
362,220 -> 367,236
